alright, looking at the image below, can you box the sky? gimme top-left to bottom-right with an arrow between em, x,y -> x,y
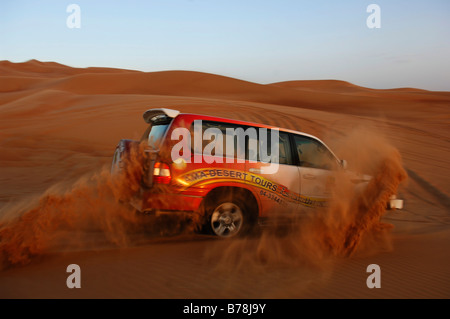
0,0 -> 449,90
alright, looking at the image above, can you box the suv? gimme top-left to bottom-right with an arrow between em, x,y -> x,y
112,108 -> 402,237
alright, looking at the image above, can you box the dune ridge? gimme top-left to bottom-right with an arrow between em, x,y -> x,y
2,60 -> 449,117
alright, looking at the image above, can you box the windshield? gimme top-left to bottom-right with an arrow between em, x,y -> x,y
147,124 -> 170,149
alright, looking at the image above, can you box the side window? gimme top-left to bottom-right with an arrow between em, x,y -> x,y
191,121 -> 249,161
257,130 -> 292,165
279,132 -> 293,165
190,120 -> 294,165
293,135 -> 337,170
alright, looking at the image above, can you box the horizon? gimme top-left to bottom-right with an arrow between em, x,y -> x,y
1,58 -> 444,92
1,0 -> 449,91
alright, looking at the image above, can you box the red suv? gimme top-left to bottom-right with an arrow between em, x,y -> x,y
112,108 -> 402,237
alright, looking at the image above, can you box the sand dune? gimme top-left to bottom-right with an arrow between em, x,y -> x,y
0,60 -> 449,299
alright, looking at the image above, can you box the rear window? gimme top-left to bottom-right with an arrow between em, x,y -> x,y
148,124 -> 170,149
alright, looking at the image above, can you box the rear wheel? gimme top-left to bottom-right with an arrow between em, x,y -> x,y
110,140 -> 145,201
202,190 -> 257,238
111,147 -> 123,175
210,202 -> 244,237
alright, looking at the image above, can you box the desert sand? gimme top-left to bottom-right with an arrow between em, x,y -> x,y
0,60 -> 449,299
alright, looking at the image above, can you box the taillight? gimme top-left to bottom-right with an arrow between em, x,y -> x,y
153,162 -> 171,184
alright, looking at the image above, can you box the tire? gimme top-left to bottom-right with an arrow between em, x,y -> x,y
111,147 -> 123,175
110,139 -> 145,203
203,193 -> 256,238
110,139 -> 144,181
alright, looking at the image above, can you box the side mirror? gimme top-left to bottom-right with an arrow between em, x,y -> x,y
340,159 -> 348,170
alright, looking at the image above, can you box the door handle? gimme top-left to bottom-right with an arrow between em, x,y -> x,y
249,168 -> 261,174
303,174 -> 316,180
